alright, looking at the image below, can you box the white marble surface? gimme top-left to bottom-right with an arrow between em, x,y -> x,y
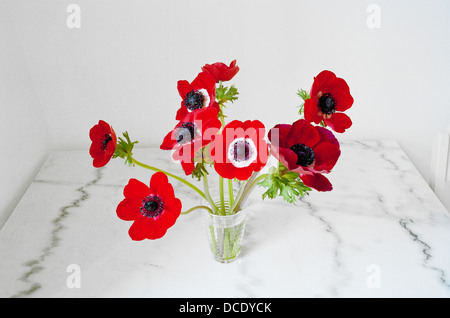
0,140 -> 449,298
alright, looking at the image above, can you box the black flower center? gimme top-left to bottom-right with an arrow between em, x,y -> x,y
175,122 -> 197,145
289,143 -> 315,167
318,93 -> 336,115
184,90 -> 205,111
233,139 -> 251,162
140,195 -> 164,218
101,134 -> 112,150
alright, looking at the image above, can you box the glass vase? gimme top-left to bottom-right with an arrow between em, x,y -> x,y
202,207 -> 247,263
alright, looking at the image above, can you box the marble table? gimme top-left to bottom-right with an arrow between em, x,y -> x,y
0,140 -> 449,298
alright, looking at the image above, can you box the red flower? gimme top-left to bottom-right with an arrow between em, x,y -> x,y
304,70 -> 354,133
268,119 -> 341,192
210,120 -> 269,180
161,107 -> 221,175
89,120 -> 117,168
176,71 -> 218,120
201,59 -> 240,82
116,172 -> 182,240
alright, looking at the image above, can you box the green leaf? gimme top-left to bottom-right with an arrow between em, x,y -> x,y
216,83 -> 239,105
297,89 -> 310,101
191,146 -> 213,181
113,131 -> 138,166
191,162 -> 209,181
258,162 -> 311,204
297,89 -> 311,117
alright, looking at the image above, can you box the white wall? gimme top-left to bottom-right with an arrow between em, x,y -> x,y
0,0 -> 51,227
2,0 -> 450,221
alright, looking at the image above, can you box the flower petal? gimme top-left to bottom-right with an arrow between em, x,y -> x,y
315,126 -> 340,148
89,120 -> 110,141
327,78 -> 353,112
287,119 -> 320,148
278,147 -> 301,171
128,219 -> 150,241
310,70 -> 337,97
268,124 -> 292,148
124,178 -> 150,199
149,172 -> 169,194
180,160 -> 195,175
324,113 -> 352,133
160,129 -> 179,150
304,99 -> 322,124
313,142 -> 341,172
116,198 -> 142,221
177,80 -> 191,98
299,173 -> 333,192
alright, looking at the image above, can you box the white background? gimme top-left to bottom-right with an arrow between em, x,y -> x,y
1,0 -> 449,227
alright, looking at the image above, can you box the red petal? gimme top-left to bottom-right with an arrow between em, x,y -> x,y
105,137 -> 116,156
156,181 -> 176,205
327,78 -> 353,112
156,202 -> 181,233
268,124 -> 292,148
89,141 -> 103,158
299,173 -> 333,192
190,72 -> 215,91
89,120 -> 110,141
176,103 -> 188,120
144,221 -> 169,240
324,113 -> 352,133
316,126 -> 339,147
233,166 -> 254,181
128,219 -> 151,241
278,147 -> 301,171
304,98 -> 322,124
313,142 -> 341,172
124,178 -> 150,199
116,198 -> 142,221
149,172 -> 169,194
287,119 -> 320,148
177,80 -> 191,98
221,66 -> 240,82
160,129 -> 178,150
214,163 -> 236,180
311,70 -> 337,97
180,161 -> 195,175
92,156 -> 109,168
201,64 -> 221,81
163,198 -> 182,218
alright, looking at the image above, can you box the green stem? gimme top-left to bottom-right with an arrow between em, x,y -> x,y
131,157 -> 206,200
246,174 -> 267,194
219,176 -> 225,215
229,180 -> 247,214
232,173 -> 267,213
228,178 -> 234,208
202,170 -> 218,214
181,205 -> 213,215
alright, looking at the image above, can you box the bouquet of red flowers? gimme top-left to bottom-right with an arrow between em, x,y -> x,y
89,60 -> 354,262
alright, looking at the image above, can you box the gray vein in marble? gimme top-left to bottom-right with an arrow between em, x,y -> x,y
399,218 -> 450,289
360,141 -> 450,290
34,179 -> 123,188
302,199 -> 347,297
11,168 -> 104,298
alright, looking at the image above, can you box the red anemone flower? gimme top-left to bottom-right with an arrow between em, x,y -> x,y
268,119 -> 341,192
210,120 -> 269,180
201,59 -> 240,83
176,71 -> 218,120
161,107 -> 221,175
89,120 -> 117,168
116,172 -> 182,240
304,70 -> 354,133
